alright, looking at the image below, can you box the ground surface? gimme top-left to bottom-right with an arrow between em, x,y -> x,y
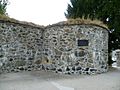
0,67 -> 120,90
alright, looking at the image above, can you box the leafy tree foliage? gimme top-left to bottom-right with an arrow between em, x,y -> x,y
65,0 -> 120,65
0,0 -> 8,15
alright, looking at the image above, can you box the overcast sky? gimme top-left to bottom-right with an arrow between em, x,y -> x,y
7,0 -> 70,26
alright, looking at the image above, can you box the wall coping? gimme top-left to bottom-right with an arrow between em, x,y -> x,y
46,18 -> 109,31
0,15 -> 44,29
0,15 -> 108,30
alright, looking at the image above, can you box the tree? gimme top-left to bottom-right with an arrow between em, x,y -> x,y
65,0 -> 96,19
0,0 -> 8,15
65,0 -> 120,65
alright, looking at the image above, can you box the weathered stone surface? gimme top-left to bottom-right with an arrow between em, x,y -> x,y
44,24 -> 108,74
113,50 -> 120,67
0,21 -> 44,73
0,20 -> 108,75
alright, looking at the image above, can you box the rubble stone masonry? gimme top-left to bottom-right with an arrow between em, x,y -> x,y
0,20 -> 108,75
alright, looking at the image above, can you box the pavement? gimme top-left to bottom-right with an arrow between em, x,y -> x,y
0,67 -> 120,90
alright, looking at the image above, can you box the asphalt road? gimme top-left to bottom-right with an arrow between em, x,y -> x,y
0,67 -> 120,90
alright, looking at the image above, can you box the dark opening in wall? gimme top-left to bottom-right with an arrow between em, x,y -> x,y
78,40 -> 89,46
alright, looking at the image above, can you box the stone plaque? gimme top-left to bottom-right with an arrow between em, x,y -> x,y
78,40 -> 89,46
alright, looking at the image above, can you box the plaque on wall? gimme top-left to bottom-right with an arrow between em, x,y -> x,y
78,40 -> 89,46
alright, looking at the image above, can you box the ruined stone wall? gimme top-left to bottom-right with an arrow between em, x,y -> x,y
0,20 -> 108,75
43,24 -> 108,74
0,21 -> 44,73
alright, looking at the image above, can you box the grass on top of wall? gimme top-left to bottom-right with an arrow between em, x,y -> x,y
0,14 -> 18,22
0,14 -> 44,28
56,16 -> 108,29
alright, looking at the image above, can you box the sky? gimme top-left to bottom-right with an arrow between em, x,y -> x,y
7,0 -> 70,26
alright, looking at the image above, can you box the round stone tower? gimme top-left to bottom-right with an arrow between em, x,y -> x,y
43,19 -> 108,74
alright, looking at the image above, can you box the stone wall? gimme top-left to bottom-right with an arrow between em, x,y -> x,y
0,20 -> 108,75
114,50 -> 120,67
0,21 -> 44,73
43,24 -> 108,74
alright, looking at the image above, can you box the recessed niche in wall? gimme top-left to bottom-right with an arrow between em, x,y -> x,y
75,51 -> 86,57
77,40 -> 89,46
